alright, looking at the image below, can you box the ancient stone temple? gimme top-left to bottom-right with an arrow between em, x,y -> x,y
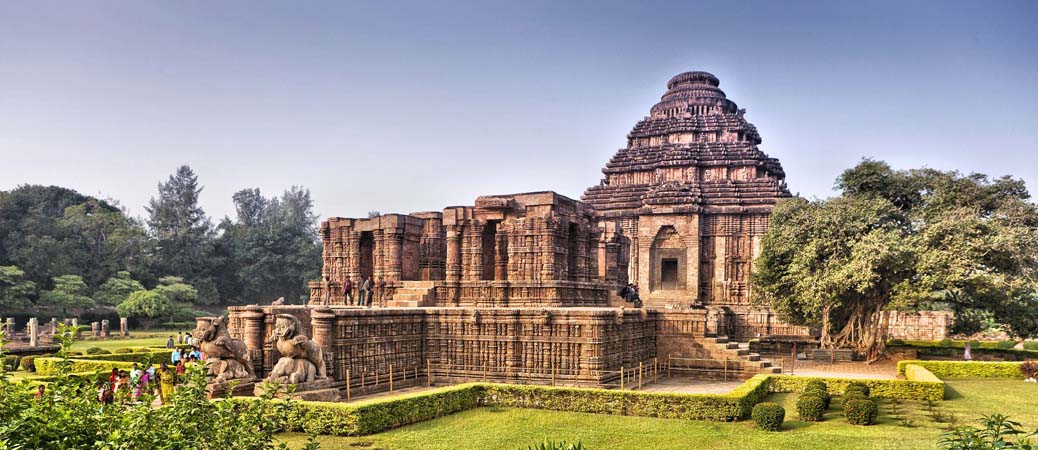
582,71 -> 798,338
226,71 -> 800,397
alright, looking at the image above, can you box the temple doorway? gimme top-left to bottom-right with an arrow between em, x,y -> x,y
359,231 -> 374,280
481,221 -> 499,281
661,258 -> 679,290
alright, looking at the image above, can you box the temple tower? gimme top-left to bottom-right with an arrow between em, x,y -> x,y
582,71 -> 790,310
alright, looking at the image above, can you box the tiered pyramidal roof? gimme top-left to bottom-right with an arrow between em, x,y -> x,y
582,71 -> 789,217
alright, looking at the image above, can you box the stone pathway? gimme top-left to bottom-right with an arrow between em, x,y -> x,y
636,377 -> 745,394
777,357 -> 898,380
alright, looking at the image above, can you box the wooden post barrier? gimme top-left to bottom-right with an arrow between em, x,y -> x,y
551,361 -> 556,387
667,354 -> 672,379
483,362 -> 487,383
723,358 -> 728,382
345,368 -> 351,401
620,366 -> 624,391
639,361 -> 643,389
390,364 -> 394,392
653,357 -> 658,384
427,359 -> 432,387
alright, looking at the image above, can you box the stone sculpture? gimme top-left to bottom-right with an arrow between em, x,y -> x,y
197,316 -> 256,383
265,314 -> 327,384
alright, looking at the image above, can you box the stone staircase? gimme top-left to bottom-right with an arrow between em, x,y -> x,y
699,334 -> 783,375
387,281 -> 437,307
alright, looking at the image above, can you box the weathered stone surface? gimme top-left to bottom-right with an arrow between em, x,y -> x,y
196,316 -> 256,383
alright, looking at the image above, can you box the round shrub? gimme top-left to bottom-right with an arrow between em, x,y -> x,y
841,392 -> 867,408
938,338 -> 954,347
804,379 -> 827,392
752,402 -> 785,431
796,394 -> 826,421
19,356 -> 36,372
112,348 -> 133,354
804,385 -> 831,409
85,347 -> 106,355
845,382 -> 870,397
844,398 -> 878,425
1,355 -> 20,371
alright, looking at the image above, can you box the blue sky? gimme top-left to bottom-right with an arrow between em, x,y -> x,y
1,1 -> 1035,220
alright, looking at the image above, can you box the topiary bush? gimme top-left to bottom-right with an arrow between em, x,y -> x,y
85,347 -> 106,355
841,391 -> 867,409
1019,361 -> 1038,379
844,398 -> 878,425
19,355 -> 36,372
796,394 -> 825,422
112,348 -> 133,354
751,402 -> 785,431
938,338 -> 954,347
845,382 -> 870,397
803,384 -> 831,409
1,355 -> 19,371
1024,342 -> 1038,351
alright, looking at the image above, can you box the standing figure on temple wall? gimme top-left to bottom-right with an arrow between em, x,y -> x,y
376,277 -> 387,306
342,277 -> 354,305
360,276 -> 372,307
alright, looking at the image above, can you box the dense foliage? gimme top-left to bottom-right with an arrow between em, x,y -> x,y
752,159 -> 1038,358
521,440 -> 588,450
0,165 -> 321,315
795,394 -> 825,421
0,328 -> 319,450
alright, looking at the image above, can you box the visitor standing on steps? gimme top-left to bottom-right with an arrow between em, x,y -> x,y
342,277 -> 354,305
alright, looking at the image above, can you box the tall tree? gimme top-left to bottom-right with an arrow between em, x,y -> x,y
216,187 -> 321,304
116,290 -> 173,331
146,166 -> 219,304
41,274 -> 94,316
93,271 -> 145,306
0,266 -> 36,313
752,160 -> 1038,358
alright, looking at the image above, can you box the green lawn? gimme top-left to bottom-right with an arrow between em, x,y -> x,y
69,331 -> 178,352
278,379 -> 1038,450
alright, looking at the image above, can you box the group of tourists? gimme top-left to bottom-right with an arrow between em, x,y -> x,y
618,283 -> 643,308
339,275 -> 386,307
166,331 -> 196,348
98,361 -> 183,405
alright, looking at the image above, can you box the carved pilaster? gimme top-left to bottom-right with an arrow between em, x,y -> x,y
445,225 -> 463,282
242,306 -> 266,378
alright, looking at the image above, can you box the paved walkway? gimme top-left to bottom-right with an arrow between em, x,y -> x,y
636,377 -> 745,394
777,357 -> 898,380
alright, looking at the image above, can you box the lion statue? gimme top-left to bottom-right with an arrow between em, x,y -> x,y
197,316 -> 256,383
264,314 -> 327,384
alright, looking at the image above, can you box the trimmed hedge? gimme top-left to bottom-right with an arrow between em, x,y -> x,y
751,402 -> 784,431
766,374 -> 943,401
34,357 -> 137,376
896,360 -> 1025,379
2,355 -> 20,371
888,340 -> 1038,361
903,364 -> 941,383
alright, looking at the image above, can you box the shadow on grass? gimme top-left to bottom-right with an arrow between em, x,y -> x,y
944,384 -> 963,400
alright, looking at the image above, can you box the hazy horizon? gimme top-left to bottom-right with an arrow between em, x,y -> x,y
1,1 -> 1036,221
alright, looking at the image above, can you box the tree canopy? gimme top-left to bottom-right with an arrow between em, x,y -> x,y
752,160 -> 1038,358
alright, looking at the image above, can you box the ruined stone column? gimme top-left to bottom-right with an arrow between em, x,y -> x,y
1,318 -> 11,336
241,306 -> 266,378
101,320 -> 110,337
49,318 -> 57,335
119,317 -> 128,336
71,318 -> 78,328
28,318 -> 39,347
310,307 -> 337,379
91,322 -> 100,337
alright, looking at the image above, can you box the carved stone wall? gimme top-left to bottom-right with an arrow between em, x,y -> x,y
882,310 -> 953,341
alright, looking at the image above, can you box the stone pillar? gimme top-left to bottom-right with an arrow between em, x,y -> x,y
91,322 -> 100,337
445,225 -> 463,282
241,306 -> 267,378
100,320 -> 110,337
49,318 -> 57,335
6,318 -> 16,335
71,318 -> 78,328
494,231 -> 508,281
28,318 -> 39,347
346,231 -> 362,283
384,229 -> 404,282
119,317 -> 129,336
310,307 -> 336,379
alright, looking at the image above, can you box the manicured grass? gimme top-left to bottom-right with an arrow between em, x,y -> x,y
69,331 -> 177,352
278,379 -> 1038,450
